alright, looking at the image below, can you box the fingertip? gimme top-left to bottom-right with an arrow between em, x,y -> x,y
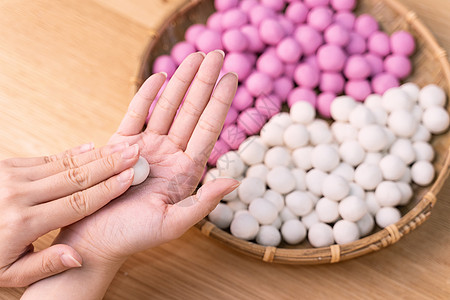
60,253 -> 82,268
214,49 -> 225,58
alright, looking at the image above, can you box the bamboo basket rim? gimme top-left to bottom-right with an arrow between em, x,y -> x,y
134,0 -> 450,264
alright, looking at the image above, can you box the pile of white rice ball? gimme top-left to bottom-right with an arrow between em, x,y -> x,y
205,83 -> 448,247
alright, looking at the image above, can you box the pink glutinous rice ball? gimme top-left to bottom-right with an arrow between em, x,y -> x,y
372,72 -> 400,95
317,44 -> 347,72
344,55 -> 371,80
284,63 -> 297,79
320,72 -> 345,94
334,11 -> 356,30
207,139 -> 231,165
307,6 -> 334,32
245,53 -> 257,66
317,92 -> 337,118
207,12 -> 223,32
185,24 -> 205,45
245,72 -> 274,97
221,124 -> 247,149
224,106 -> 239,127
368,31 -> 391,57
391,30 -> 416,56
241,25 -> 266,53
324,23 -> 350,47
223,52 -> 252,82
346,32 -> 367,55
276,37 -> 303,64
249,5 -> 277,26
153,55 -> 176,78
237,108 -> 268,135
170,41 -> 196,65
294,25 -> 324,56
294,63 -> 320,88
384,54 -> 412,79
278,16 -> 295,36
222,29 -> 248,52
222,8 -> 248,30
259,18 -> 286,45
232,86 -> 254,112
345,80 -> 372,101
287,88 -> 317,108
261,0 -> 286,12
273,77 -> 294,101
330,0 -> 356,11
305,55 -> 319,69
257,52 -> 284,78
304,0 -> 330,8
354,14 -> 379,38
214,0 -> 238,12
255,94 -> 282,118
240,0 -> 258,13
195,29 -> 223,53
285,2 -> 309,24
365,53 -> 384,76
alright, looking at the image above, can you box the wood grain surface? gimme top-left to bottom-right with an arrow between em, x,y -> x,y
0,0 -> 449,299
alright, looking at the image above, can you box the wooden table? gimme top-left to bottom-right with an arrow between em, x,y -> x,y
1,0 -> 449,299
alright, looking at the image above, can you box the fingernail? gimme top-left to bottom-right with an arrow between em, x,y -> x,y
222,180 -> 240,196
79,142 -> 94,153
229,72 -> 239,80
61,254 -> 82,268
215,49 -> 225,57
160,72 -> 167,78
121,144 -> 139,159
117,168 -> 134,183
107,142 -> 129,155
197,51 -> 206,57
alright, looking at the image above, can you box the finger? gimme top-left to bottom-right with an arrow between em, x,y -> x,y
28,144 -> 139,204
162,178 -> 240,241
25,142 -> 129,181
3,143 -> 94,168
30,168 -> 134,236
0,244 -> 82,288
185,72 -> 238,164
169,50 -> 224,149
146,52 -> 205,135
117,72 -> 167,136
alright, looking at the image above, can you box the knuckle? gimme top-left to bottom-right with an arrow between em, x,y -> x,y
157,94 -> 178,112
127,108 -> 145,120
211,93 -> 230,106
67,191 -> 89,216
103,155 -> 116,170
61,154 -> 77,170
182,101 -> 203,118
198,118 -> 218,134
66,167 -> 89,188
1,186 -> 20,201
100,180 -> 113,196
44,154 -> 58,164
41,255 -> 59,274
195,74 -> 217,86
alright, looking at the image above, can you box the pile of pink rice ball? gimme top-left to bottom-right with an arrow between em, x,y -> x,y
152,0 -> 417,167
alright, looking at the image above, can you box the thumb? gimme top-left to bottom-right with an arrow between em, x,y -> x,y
2,244 -> 82,287
163,178 -> 240,240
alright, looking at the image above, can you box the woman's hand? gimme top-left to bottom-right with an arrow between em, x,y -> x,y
0,142 -> 140,287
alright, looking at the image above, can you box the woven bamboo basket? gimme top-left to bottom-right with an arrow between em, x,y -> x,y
134,0 -> 450,264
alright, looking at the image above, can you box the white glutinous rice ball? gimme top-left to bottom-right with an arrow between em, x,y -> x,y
249,198 -> 278,225
331,122 -> 359,144
422,106 -> 450,134
411,105 -> 423,121
418,84 -> 446,108
364,152 -> 383,165
238,177 -> 266,204
412,124 -> 431,143
230,213 -> 259,240
348,182 -> 366,199
358,124 -> 388,152
271,216 -> 282,229
364,94 -> 382,109
263,189 -> 284,212
290,101 -> 316,124
270,112 -> 293,129
354,163 -> 383,190
203,168 -> 220,184
307,119 -> 333,145
411,160 -> 435,186
383,127 -> 396,149
338,195 -> 367,222
379,154 -> 407,181
305,168 -> 328,196
283,123 -> 310,149
311,144 -> 340,172
382,87 -> 413,112
216,151 -> 245,178
388,109 -> 418,138
375,181 -> 402,207
397,181 -> 413,206
227,200 -> 247,212
315,197 -> 340,223
131,156 -> 150,186
399,167 -> 412,183
285,191 -> 314,216
308,222 -> 334,247
281,219 -> 307,245
279,206 -> 297,222
389,138 -> 416,165
208,203 -> 234,229
301,210 -> 320,230
401,82 -> 420,102
292,146 -> 313,170
330,95 -> 357,122
238,136 -> 267,165
291,168 -> 307,191
375,207 -> 401,228
370,107 -> 388,126
256,225 -> 282,246
349,105 -> 376,129
321,174 -> 350,201
267,166 -> 296,194
339,140 -> 365,166
333,220 -> 360,245
246,164 -> 269,183
357,213 -> 375,237
264,146 -> 291,169
223,186 -> 238,201
307,191 -> 319,206
331,162 -> 354,182
365,192 -> 380,216
260,122 -> 285,147
413,141 -> 434,162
